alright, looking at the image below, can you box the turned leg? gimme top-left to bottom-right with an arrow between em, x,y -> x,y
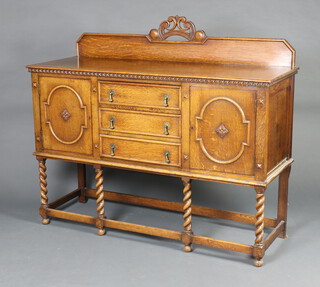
38,158 -> 50,225
77,163 -> 87,203
253,186 -> 266,267
181,177 -> 193,252
277,166 -> 291,238
95,165 -> 106,236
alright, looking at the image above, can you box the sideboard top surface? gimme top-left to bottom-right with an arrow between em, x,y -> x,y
27,56 -> 297,85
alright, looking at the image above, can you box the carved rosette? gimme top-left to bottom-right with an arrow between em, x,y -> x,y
61,109 -> 71,121
147,15 -> 206,42
215,123 -> 229,139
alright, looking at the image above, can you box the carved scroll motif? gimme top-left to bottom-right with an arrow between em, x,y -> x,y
147,15 -> 206,42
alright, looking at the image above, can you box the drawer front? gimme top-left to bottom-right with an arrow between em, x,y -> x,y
100,109 -> 180,138
99,81 -> 180,110
100,136 -> 181,167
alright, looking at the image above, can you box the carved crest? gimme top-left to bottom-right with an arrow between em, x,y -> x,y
147,15 -> 206,43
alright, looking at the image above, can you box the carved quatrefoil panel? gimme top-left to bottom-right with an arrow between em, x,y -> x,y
45,85 -> 87,145
196,97 -> 250,164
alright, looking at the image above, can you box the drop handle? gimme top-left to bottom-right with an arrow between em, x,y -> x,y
110,144 -> 116,156
109,89 -> 115,102
163,94 -> 170,107
164,151 -> 170,164
109,117 -> 115,129
164,122 -> 170,135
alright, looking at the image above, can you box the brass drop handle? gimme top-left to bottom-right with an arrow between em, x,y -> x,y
164,122 -> 170,135
164,151 -> 170,164
163,94 -> 170,107
109,90 -> 115,102
110,144 -> 116,156
109,117 -> 115,129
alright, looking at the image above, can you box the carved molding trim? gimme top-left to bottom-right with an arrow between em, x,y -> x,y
45,85 -> 87,145
196,97 -> 250,164
28,68 -> 271,87
147,15 -> 206,42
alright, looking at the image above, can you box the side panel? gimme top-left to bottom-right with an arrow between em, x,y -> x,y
267,78 -> 293,172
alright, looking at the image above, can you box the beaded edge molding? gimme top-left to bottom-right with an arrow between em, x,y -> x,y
28,68 -> 271,87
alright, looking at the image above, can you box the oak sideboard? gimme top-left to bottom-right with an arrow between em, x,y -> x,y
27,16 -> 298,266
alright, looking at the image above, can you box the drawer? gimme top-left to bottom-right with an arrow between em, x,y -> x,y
100,135 -> 181,167
100,109 -> 180,138
99,81 -> 180,110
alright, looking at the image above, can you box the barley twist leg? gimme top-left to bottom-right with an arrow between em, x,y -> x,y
254,188 -> 265,267
95,166 -> 106,236
182,177 -> 193,252
38,158 -> 50,225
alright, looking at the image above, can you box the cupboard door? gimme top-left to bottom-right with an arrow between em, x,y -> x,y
190,86 -> 256,176
39,76 -> 92,156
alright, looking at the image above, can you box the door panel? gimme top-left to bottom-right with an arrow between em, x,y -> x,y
39,76 -> 92,156
190,86 -> 256,176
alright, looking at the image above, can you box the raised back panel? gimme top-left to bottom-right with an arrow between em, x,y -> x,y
77,34 -> 295,68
